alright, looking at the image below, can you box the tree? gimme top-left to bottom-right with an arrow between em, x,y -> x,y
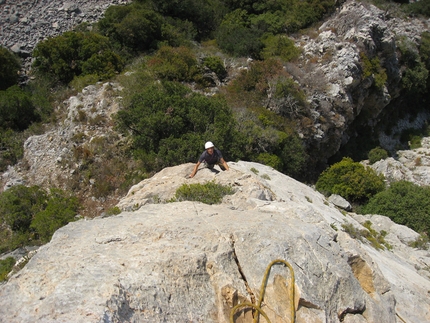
316,157 -> 385,203
0,47 -> 21,90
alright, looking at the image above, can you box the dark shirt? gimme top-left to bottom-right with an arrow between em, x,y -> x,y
198,148 -> 223,165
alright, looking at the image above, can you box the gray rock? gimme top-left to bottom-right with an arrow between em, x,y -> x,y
0,162 -> 429,323
328,194 -> 352,211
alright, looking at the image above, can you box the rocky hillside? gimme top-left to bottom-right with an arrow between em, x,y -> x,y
292,0 -> 429,165
0,0 -> 131,69
0,161 -> 429,322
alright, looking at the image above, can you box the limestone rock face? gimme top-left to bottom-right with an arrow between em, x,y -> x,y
1,161 -> 429,323
369,137 -> 430,186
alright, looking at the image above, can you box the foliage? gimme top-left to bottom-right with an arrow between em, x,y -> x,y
342,221 -> 391,250
0,47 -> 21,91
97,2 -> 163,53
316,157 -> 385,203
0,185 -> 79,251
0,129 -> 25,171
361,180 -> 430,234
0,257 -> 15,282
406,0 -> 430,17
368,146 -> 388,164
260,34 -> 301,61
397,36 -> 429,94
215,12 -> 264,58
145,0 -> 228,40
0,85 -> 39,131
33,31 -> 124,84
0,185 -> 47,233
31,189 -> 79,242
360,52 -> 388,89
203,56 -> 227,81
148,46 -> 200,82
174,181 -> 234,204
115,80 -> 238,172
408,233 -> 429,250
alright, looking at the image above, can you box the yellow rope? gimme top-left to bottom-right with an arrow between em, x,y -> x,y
230,259 -> 295,323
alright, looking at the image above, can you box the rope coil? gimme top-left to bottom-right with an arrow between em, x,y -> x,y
230,259 -> 296,323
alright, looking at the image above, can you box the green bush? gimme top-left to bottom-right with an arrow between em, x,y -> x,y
0,185 -> 79,250
0,47 -> 21,91
0,257 -> 15,282
174,181 -> 234,204
31,189 -> 79,242
361,181 -> 430,234
148,46 -> 201,82
0,85 -> 39,131
260,34 -> 301,61
97,3 -> 163,53
0,129 -> 25,171
368,146 -> 388,164
33,31 -> 124,84
115,80 -> 238,172
203,56 -> 227,81
0,185 -> 47,233
316,157 -> 385,203
360,52 -> 388,89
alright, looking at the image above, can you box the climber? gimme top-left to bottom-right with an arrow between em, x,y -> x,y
189,141 -> 229,178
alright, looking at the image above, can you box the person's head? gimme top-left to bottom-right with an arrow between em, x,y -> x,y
205,141 -> 214,154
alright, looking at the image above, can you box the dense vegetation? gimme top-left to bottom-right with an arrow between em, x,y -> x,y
0,185 -> 79,253
316,157 -> 385,203
0,0 -> 429,265
362,181 -> 430,234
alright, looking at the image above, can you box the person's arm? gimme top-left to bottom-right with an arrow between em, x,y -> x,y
220,158 -> 229,171
189,161 -> 202,178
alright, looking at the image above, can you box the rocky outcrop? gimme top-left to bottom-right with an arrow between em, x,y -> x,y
0,0 -> 131,55
369,136 -> 430,186
294,0 -> 429,167
1,161 -> 429,323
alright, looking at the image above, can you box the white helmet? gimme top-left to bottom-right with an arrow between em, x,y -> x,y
205,141 -> 214,149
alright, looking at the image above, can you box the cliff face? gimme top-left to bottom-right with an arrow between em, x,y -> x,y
1,161 -> 429,323
293,0 -> 428,167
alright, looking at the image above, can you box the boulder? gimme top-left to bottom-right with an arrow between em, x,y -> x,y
0,162 -> 429,323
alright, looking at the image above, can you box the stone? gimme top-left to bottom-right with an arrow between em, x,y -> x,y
328,194 -> 352,211
0,162 -> 429,322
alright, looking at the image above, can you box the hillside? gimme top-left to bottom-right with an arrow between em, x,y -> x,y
1,1 -> 430,322
0,161 -> 429,322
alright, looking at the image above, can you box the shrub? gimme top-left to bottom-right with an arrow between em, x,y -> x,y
360,52 -> 388,89
97,3 -> 163,53
316,157 -> 385,203
0,185 -> 47,233
33,31 -> 124,84
115,80 -> 238,172
0,85 -> 39,131
0,185 -> 79,249
148,46 -> 201,82
0,257 -> 15,282
260,34 -> 301,61
203,56 -> 227,81
174,181 -> 234,204
0,129 -> 25,171
0,47 -> 21,90
368,146 -> 388,164
31,189 -> 79,242
361,180 -> 430,234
